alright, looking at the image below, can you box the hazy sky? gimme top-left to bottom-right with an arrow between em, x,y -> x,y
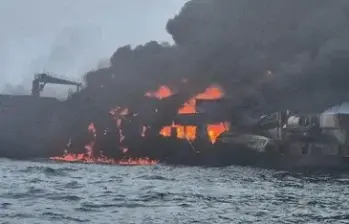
0,0 -> 188,94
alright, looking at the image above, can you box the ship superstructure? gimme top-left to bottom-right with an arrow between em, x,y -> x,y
216,105 -> 349,170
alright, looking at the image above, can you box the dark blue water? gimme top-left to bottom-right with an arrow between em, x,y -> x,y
1,159 -> 349,223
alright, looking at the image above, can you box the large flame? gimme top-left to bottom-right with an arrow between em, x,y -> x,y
158,84 -> 229,143
51,83 -> 229,165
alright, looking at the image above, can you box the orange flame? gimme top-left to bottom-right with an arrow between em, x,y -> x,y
207,122 -> 229,143
159,84 -> 229,143
145,85 -> 174,99
159,123 -> 197,141
51,83 -> 229,165
50,121 -> 158,166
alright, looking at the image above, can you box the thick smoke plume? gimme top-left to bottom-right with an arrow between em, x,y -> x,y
68,0 -> 349,129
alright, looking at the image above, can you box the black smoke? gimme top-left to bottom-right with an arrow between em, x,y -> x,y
66,0 -> 349,130
166,0 -> 349,113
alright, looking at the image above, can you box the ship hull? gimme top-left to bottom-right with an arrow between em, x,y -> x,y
212,140 -> 349,171
1,125 -> 349,172
118,136 -> 349,171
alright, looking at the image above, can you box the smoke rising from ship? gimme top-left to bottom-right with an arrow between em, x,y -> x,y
71,0 -> 349,121
23,0 -> 349,165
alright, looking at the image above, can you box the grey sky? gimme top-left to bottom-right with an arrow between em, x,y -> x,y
0,0 -> 188,94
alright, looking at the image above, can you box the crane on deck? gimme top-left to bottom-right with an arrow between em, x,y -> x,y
31,73 -> 82,98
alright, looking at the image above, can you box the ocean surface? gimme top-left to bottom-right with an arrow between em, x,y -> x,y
1,159 -> 349,224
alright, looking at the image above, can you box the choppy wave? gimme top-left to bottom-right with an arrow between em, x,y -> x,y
1,160 -> 349,223
19,166 -> 78,176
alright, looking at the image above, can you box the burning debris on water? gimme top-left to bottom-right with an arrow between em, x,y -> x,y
50,120 -> 158,165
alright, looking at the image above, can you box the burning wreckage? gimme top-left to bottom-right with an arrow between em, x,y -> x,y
1,73 -> 349,170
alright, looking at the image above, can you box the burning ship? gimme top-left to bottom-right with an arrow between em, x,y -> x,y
2,73 -> 349,170
49,82 -> 349,170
